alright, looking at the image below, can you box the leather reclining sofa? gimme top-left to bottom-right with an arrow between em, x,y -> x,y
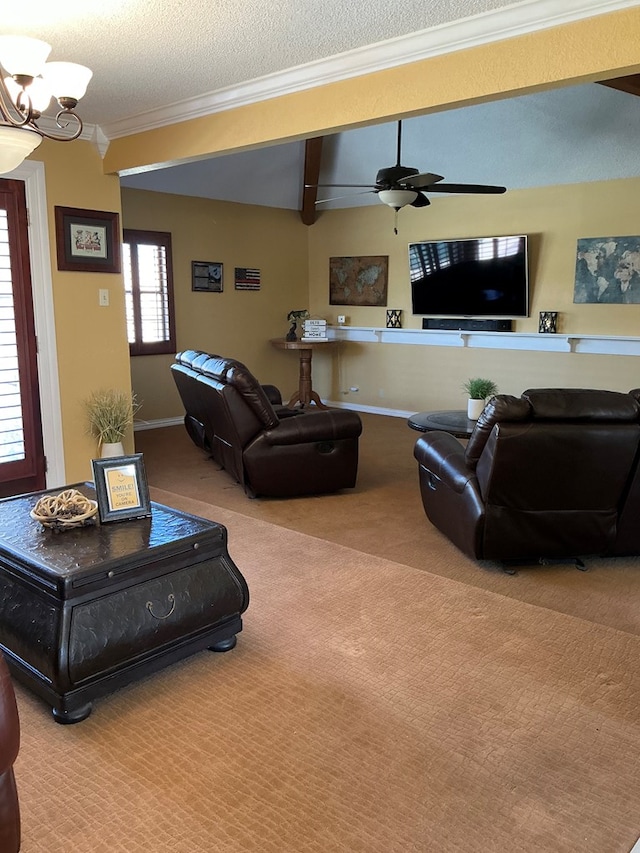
0,653 -> 20,853
414,387 -> 640,563
171,350 -> 362,498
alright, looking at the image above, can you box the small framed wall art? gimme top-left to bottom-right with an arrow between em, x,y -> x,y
54,206 -> 121,273
192,261 -> 223,292
91,453 -> 152,523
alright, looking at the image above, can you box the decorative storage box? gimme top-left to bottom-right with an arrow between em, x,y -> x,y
0,484 -> 249,724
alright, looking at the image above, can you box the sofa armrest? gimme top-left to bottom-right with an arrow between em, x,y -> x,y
261,384 -> 283,406
262,409 -> 362,446
414,432 -> 477,494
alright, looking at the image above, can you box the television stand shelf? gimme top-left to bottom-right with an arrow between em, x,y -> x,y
326,326 -> 640,357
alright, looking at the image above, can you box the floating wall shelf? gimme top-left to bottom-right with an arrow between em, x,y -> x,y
326,326 -> 640,357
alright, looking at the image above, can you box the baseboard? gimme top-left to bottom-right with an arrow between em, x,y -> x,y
134,416 -> 184,432
134,405 -> 412,432
324,401 -> 414,418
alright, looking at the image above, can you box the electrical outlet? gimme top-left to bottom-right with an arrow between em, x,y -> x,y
99,288 -> 109,307
349,386 -> 359,392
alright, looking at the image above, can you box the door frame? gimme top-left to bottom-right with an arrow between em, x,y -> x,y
6,161 -> 65,488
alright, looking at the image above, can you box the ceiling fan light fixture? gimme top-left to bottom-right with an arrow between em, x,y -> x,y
378,189 -> 417,209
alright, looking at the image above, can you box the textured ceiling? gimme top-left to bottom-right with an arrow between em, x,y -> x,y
5,1 -> 640,208
4,0 -> 518,127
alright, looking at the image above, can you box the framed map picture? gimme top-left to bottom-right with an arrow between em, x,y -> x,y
329,256 -> 389,306
574,236 -> 640,304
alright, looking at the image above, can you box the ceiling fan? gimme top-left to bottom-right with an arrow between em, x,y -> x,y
307,120 -> 507,214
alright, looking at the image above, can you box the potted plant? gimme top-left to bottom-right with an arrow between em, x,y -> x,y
85,389 -> 141,457
463,377 -> 498,420
286,309 -> 310,341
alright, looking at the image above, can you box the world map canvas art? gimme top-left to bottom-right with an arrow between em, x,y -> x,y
574,236 -> 640,304
329,256 -> 389,306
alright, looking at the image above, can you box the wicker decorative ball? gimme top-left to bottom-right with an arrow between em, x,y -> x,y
30,489 -> 98,530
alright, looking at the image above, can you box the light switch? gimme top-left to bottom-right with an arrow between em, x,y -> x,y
99,288 -> 109,307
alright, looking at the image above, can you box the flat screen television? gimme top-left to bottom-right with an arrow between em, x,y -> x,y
409,235 -> 529,318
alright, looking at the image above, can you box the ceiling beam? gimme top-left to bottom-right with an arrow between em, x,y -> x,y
300,137 -> 323,226
598,74 -> 640,97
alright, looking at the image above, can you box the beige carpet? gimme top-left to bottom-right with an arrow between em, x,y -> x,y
14,490 -> 640,853
135,415 -> 640,637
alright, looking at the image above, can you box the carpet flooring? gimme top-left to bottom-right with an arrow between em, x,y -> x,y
135,414 -> 640,638
11,413 -> 640,851
13,491 -> 640,852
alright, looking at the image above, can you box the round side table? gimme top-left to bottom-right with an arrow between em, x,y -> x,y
270,338 -> 335,409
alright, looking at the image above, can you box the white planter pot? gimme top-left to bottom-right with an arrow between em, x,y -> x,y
467,398 -> 485,420
101,441 -> 125,458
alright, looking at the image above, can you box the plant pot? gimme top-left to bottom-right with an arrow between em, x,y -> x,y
100,441 -> 125,458
467,398 -> 485,420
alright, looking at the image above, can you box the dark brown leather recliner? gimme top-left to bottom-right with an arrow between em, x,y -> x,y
171,350 -> 362,498
0,653 -> 20,853
414,388 -> 640,563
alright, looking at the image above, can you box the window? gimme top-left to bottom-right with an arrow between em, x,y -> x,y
123,229 -> 176,356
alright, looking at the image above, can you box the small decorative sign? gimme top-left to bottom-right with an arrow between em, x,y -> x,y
386,309 -> 402,328
235,267 -> 261,290
192,261 -> 223,292
538,311 -> 558,333
91,453 -> 151,523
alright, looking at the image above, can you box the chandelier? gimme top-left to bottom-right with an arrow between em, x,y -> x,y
0,35 -> 92,175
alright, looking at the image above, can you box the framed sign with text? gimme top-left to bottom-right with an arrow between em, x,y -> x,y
91,453 -> 151,523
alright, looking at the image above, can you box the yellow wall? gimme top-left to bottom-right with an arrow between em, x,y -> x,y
121,188 -> 309,420
35,139 -> 132,481
308,177 -> 640,335
307,177 -> 640,410
122,175 -> 640,420
110,6 -> 640,422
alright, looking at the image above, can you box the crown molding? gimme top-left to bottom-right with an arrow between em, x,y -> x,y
102,0 -> 640,141
33,116 -> 109,157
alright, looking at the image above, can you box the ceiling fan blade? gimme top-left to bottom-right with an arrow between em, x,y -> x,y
422,183 -> 507,194
305,183 -> 375,189
410,192 -> 430,208
315,190 -> 378,205
401,171 -> 444,189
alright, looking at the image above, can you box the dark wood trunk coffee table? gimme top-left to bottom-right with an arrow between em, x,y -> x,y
0,484 -> 249,723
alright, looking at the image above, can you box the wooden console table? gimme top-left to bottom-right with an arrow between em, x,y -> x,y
270,338 -> 335,409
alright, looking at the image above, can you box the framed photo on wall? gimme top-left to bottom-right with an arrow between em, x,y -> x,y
192,261 -> 224,291
91,453 -> 152,523
55,206 -> 121,273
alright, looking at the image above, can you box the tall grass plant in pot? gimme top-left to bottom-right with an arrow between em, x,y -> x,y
463,378 -> 498,420
85,390 -> 141,457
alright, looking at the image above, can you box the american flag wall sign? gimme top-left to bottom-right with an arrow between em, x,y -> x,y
234,268 -> 261,290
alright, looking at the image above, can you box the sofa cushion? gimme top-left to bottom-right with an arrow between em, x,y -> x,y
522,388 -> 640,421
200,356 -> 279,429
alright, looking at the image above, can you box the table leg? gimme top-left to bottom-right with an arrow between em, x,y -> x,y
286,348 -> 328,409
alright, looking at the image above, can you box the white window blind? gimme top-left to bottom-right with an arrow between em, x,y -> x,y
123,230 -> 176,356
0,210 -> 25,463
